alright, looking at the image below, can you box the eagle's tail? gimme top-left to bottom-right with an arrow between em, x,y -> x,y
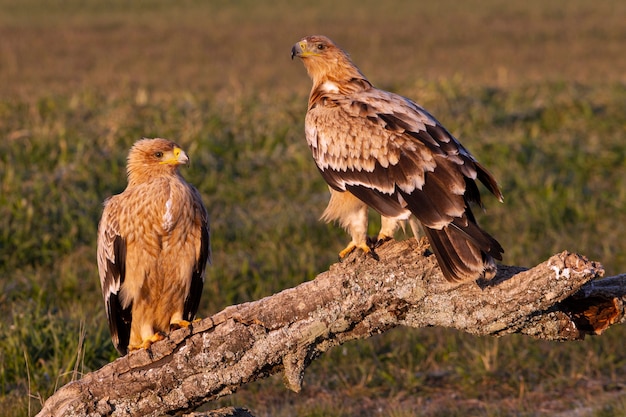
422,220 -> 503,283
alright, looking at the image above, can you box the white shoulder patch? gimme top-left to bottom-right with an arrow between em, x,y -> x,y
162,196 -> 174,231
320,80 -> 340,93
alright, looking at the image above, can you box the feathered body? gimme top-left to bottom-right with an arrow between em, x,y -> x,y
97,138 -> 211,355
292,35 -> 503,282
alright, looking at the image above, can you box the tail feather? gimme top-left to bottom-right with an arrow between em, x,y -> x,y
423,223 -> 500,283
448,217 -> 503,261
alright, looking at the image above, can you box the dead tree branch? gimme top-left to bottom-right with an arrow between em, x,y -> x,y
37,238 -> 623,417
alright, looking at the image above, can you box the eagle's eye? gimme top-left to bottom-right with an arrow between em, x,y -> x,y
317,43 -> 325,50
155,151 -> 163,158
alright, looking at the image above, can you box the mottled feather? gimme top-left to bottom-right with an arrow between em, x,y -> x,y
292,35 -> 503,282
97,138 -> 211,355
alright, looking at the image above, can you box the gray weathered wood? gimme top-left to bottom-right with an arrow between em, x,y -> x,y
37,238 -> 621,417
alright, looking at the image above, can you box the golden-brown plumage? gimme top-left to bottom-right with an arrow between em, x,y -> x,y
292,35 -> 503,282
97,138 -> 211,355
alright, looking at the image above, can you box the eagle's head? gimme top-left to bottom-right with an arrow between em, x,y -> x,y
126,138 -> 189,185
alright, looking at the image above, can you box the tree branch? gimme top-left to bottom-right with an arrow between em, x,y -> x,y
37,238 -> 621,417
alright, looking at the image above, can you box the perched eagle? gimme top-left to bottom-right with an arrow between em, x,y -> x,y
291,35 -> 503,283
97,138 -> 211,355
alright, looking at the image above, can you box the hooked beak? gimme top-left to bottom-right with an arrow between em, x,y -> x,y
291,41 -> 305,60
161,146 -> 189,166
174,147 -> 189,166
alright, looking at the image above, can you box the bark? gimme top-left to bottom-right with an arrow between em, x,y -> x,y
37,238 -> 623,417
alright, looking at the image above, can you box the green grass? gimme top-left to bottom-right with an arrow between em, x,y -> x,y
1,1 -> 626,416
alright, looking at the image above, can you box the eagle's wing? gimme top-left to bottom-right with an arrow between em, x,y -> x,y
306,87 -> 503,281
96,196 -> 131,355
182,186 -> 211,322
306,87 -> 501,228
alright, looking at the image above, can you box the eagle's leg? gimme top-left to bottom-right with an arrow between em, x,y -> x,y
169,311 -> 198,331
322,189 -> 376,260
170,320 -> 191,331
126,306 -> 165,351
336,200 -> 374,259
128,332 -> 165,352
373,215 -> 402,248
339,231 -> 380,260
338,240 -> 372,259
372,215 -> 420,248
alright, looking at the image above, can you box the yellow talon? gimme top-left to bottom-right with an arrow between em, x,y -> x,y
170,320 -> 192,331
128,332 -> 165,351
338,243 -> 357,259
355,242 -> 372,254
338,242 -> 375,260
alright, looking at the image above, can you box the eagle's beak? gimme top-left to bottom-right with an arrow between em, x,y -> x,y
161,147 -> 189,166
174,147 -> 190,166
291,41 -> 305,60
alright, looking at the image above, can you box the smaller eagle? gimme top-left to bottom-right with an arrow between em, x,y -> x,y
97,138 -> 211,355
292,35 -> 503,283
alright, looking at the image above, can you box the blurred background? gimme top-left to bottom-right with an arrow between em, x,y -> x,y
1,0 -> 625,415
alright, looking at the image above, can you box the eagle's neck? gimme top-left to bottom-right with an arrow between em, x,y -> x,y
307,58 -> 372,107
127,164 -> 179,188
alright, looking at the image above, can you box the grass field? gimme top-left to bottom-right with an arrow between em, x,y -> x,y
1,1 -> 626,416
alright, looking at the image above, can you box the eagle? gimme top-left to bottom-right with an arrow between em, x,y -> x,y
97,138 -> 211,355
291,35 -> 503,283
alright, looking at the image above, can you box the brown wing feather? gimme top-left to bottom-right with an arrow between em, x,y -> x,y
97,197 -> 132,355
183,187 -> 211,321
307,89 -> 492,221
306,84 -> 503,282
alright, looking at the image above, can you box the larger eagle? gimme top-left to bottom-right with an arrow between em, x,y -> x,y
97,138 -> 211,355
291,35 -> 503,283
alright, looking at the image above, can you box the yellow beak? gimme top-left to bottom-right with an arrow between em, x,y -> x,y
161,147 -> 189,166
291,40 -> 313,59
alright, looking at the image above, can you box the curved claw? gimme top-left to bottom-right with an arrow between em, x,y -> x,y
368,234 -> 394,250
338,242 -> 379,261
